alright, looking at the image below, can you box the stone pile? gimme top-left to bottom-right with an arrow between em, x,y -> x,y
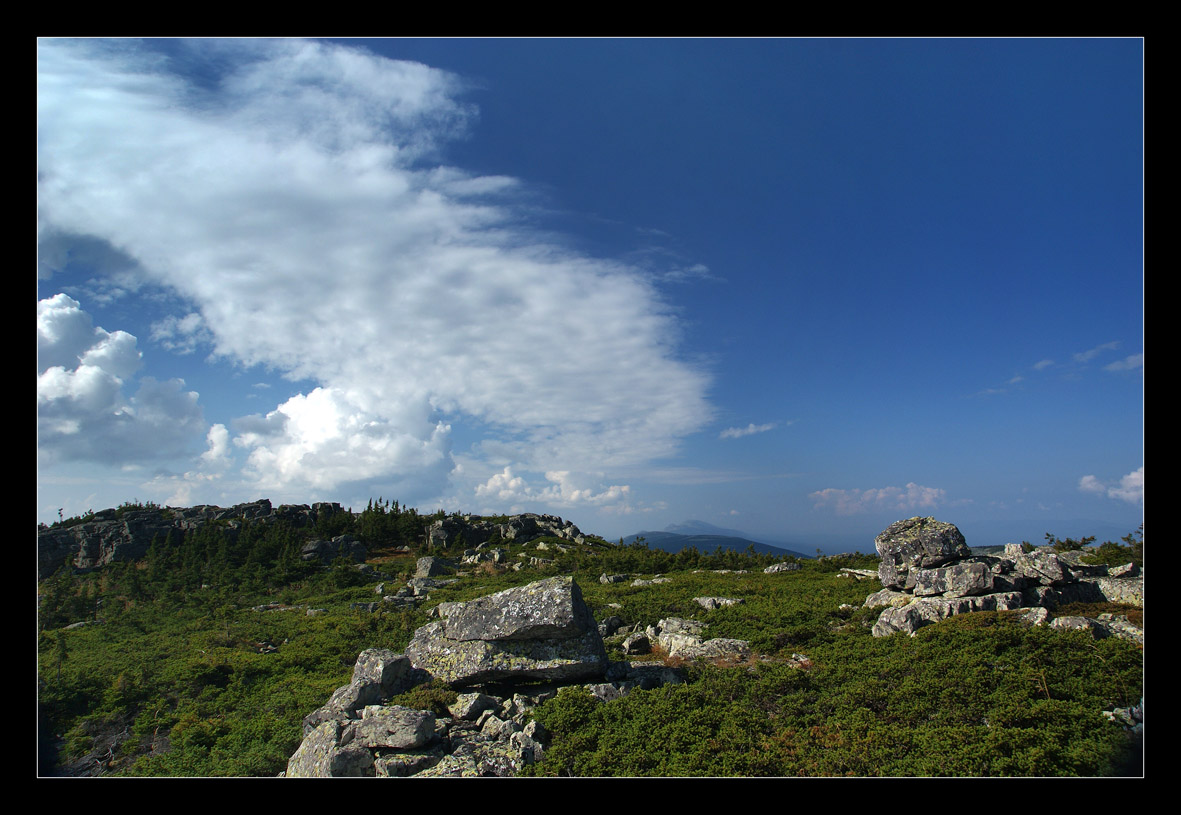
865,517 -> 1144,638
285,574 -> 717,777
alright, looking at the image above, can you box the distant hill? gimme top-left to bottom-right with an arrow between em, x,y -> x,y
622,525 -> 811,559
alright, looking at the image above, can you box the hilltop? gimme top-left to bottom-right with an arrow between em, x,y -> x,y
37,501 -> 1143,777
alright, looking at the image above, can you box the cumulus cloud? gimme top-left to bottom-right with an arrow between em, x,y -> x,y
38,294 -> 205,464
37,38 -> 712,508
808,482 -> 946,516
475,466 -> 631,510
719,422 -> 776,440
1079,467 -> 1143,504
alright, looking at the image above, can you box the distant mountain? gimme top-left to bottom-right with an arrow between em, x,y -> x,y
661,520 -> 818,553
622,525 -> 811,559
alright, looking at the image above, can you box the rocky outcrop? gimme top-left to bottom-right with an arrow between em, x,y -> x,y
645,617 -> 752,663
300,535 -> 366,565
404,576 -> 608,687
866,519 -> 1145,637
285,576 -> 692,777
875,516 -> 970,590
427,513 -> 587,551
37,499 -> 348,579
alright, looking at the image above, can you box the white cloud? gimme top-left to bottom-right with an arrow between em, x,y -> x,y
150,312 -> 211,355
1103,353 -> 1143,372
1079,467 -> 1143,504
38,294 -> 205,465
1073,341 -> 1121,363
1033,359 -> 1054,371
808,482 -> 946,516
474,466 -> 631,510
37,39 -> 712,508
719,422 -> 777,439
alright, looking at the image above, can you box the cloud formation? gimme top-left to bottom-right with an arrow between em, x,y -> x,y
1079,467 -> 1143,504
808,482 -> 946,516
719,422 -> 777,440
38,294 -> 205,464
37,39 -> 711,506
1103,353 -> 1143,372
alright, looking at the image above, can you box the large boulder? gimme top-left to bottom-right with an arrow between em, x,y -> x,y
875,517 -> 970,590
404,576 -> 608,686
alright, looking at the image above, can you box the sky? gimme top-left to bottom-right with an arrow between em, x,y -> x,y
37,37 -> 1143,552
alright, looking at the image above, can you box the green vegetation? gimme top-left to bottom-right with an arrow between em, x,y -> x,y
37,508 -> 1143,777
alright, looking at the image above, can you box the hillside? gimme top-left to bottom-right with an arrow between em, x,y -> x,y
37,501 -> 1144,777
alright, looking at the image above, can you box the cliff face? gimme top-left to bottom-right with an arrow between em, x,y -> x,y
37,500 -> 346,578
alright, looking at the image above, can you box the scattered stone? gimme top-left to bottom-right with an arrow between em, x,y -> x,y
694,596 -> 745,610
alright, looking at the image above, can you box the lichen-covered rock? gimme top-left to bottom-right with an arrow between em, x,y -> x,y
406,621 -> 608,686
875,517 -> 970,590
439,576 -> 596,642
352,705 -> 435,750
285,721 -> 375,777
405,577 -> 607,686
911,561 -> 994,597
448,692 -> 500,721
863,588 -> 914,609
1092,575 -> 1143,607
871,591 -> 1026,637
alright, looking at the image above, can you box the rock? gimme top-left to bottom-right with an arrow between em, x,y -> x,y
439,576 -> 595,642
1049,616 -> 1105,637
351,649 -> 414,698
870,592 -> 1026,637
598,615 -> 625,637
404,577 -> 608,686
300,650 -> 417,734
694,596 -> 745,610
863,588 -> 913,609
1109,562 -> 1139,578
600,573 -> 630,584
352,705 -> 436,750
911,561 -> 994,597
764,562 -> 801,574
621,632 -> 650,655
646,617 -> 751,663
875,517 -> 969,590
838,568 -> 879,580
415,556 -> 454,578
300,535 -> 366,565
1091,575 -> 1144,607
285,721 -> 375,778
448,692 -> 500,722
1096,613 -> 1144,645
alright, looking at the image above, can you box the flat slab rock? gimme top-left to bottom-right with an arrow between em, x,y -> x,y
404,576 -> 608,686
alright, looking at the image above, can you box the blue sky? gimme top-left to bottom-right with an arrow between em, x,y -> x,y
37,37 -> 1143,551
